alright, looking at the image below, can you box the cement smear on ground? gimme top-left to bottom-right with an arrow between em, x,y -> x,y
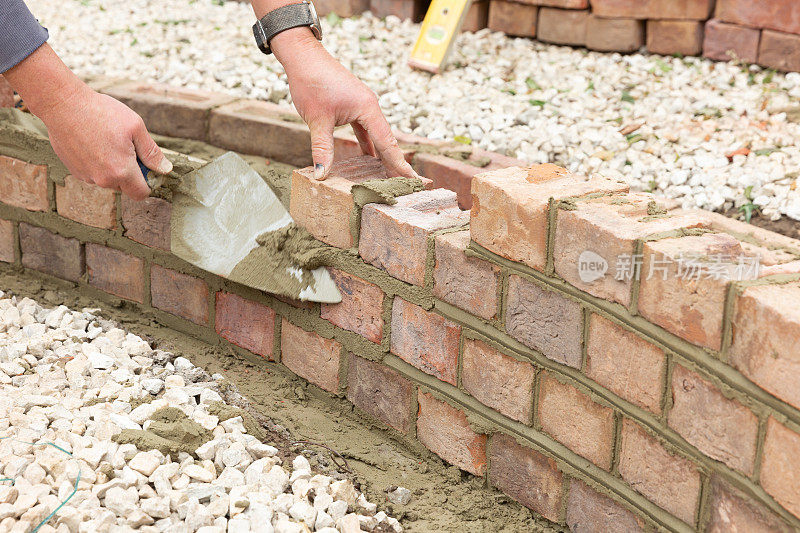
114,406 -> 213,458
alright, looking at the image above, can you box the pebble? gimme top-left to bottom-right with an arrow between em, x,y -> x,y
387,487 -> 412,506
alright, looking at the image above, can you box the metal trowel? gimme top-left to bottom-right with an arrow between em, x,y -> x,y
167,151 -> 342,304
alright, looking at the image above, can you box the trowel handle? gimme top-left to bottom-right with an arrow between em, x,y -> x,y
136,158 -> 150,184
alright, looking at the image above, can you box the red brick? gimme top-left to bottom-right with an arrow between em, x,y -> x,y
101,81 -> 233,140
506,275 -> 583,368
638,233 -> 744,351
647,20 -> 704,57
537,7 -> 589,46
360,189 -> 468,286
346,354 -> 414,433
0,156 -> 48,212
729,282 -> 800,411
56,175 -> 116,230
462,339 -> 535,423
462,0 -> 489,32
518,0 -> 586,7
85,244 -> 144,303
209,100 -> 311,167
699,211 -> 800,269
433,230 -> 500,320
333,129 -> 364,162
121,196 -> 171,251
370,0 -> 427,21
489,433 -> 563,520
0,75 -> 13,108
314,0 -> 369,17
759,30 -> 800,74
150,265 -> 209,325
566,479 -> 646,533
760,417 -> 800,519
391,297 -> 461,385
669,365 -> 759,475
487,1 -> 538,38
703,19 -> 761,63
416,391 -> 487,476
586,16 -> 645,53
320,269 -> 385,343
470,164 -> 628,272
538,373 -> 615,470
215,292 -> 276,359
586,313 -> 665,414
280,319 -> 342,393
19,224 -> 84,282
619,418 -> 701,525
592,0 -> 713,20
706,475 -> 794,533
0,220 -> 13,263
716,0 -> 800,36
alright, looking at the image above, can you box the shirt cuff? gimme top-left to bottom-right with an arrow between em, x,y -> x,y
0,0 -> 50,73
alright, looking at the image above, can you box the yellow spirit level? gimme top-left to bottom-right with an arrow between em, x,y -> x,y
408,0 -> 473,73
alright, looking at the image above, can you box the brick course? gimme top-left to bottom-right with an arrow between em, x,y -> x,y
566,479 -> 645,533
56,176 -> 116,230
150,265 -> 209,325
586,16 -> 645,53
487,1 -> 538,39
19,224 -> 84,282
280,320 -> 342,393
758,30 -> 800,74
347,354 -> 414,433
715,0 -> 800,36
0,220 -> 14,263
0,156 -> 48,212
647,20 -> 704,57
86,244 -> 145,303
215,292 -> 276,359
321,269 -> 385,343
592,0 -> 714,20
121,196 -> 172,251
706,475 -> 794,533
760,418 -> 800,519
537,8 -> 589,46
703,19 -> 761,63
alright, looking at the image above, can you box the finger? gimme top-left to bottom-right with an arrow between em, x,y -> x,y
352,123 -> 376,158
308,118 -> 336,180
356,111 -> 420,179
131,119 -> 172,175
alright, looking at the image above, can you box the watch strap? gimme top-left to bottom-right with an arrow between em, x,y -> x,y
253,2 -> 315,54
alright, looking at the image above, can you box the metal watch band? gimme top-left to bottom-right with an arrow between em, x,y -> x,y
252,1 -> 320,55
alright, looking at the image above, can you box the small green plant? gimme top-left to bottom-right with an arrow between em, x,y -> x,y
739,185 -> 760,223
621,91 -> 635,103
529,99 -> 546,108
453,135 -> 472,145
525,77 -> 541,91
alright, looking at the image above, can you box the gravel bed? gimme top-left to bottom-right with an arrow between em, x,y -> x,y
28,0 -> 800,222
0,290 -> 402,533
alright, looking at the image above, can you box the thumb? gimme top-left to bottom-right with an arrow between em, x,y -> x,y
308,118 -> 335,180
131,119 -> 172,175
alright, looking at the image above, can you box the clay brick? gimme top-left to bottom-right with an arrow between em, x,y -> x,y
416,391 -> 487,476
729,282 -> 800,411
314,0 -> 369,17
487,1 -> 538,38
592,0 -> 713,20
215,292 -> 276,359
280,319 -> 342,393
462,339 -> 535,423
638,233 -> 744,350
0,75 -> 13,108
537,8 -> 589,46
360,189 -> 468,286
121,196 -> 172,251
699,210 -> 800,267
56,175 -> 116,230
370,0 -> 427,21
209,100 -> 311,167
0,220 -> 13,263
433,230 -> 500,321
320,269 -> 385,343
553,192 -> 707,306
333,129 -> 364,162
706,475 -> 794,533
470,164 -> 628,272
538,373 -> 615,470
0,155 -> 48,212
759,30 -> 800,74
586,313 -> 665,414
85,244 -> 144,303
618,419 -> 701,525
716,0 -> 800,36
101,81 -> 233,140
668,365 -> 758,475
150,265 -> 209,325
566,479 -> 646,533
703,19 -> 761,63
521,0 -> 586,7
586,16 -> 645,53
506,275 -> 583,368
391,298 -> 461,385
347,354 -> 414,433
647,20 -> 704,57
462,0 -> 489,32
19,224 -> 84,282
760,417 -> 800,520
489,433 -> 562,520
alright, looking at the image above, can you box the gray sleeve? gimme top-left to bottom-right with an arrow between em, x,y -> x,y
0,0 -> 49,73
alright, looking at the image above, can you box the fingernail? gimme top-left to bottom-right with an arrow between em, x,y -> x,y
157,158 -> 173,175
314,163 -> 325,180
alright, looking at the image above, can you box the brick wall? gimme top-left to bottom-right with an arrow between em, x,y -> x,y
3,83 -> 800,531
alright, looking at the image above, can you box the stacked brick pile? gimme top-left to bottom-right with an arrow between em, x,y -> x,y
2,82 -> 800,530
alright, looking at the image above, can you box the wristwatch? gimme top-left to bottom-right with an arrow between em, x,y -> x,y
252,0 -> 323,55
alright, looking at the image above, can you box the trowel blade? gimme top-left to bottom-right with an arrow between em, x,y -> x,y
170,151 -> 342,304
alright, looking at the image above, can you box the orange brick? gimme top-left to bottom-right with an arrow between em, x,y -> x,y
320,269 -> 385,343
0,156 -> 48,212
566,479 -> 646,533
347,354 -> 414,433
647,20 -> 704,57
703,19 -> 760,63
759,30 -> 800,73
537,8 -> 589,46
487,0 -> 538,38
760,417 -> 800,520
470,164 -> 628,272
86,244 -> 144,303
586,313 -> 665,414
619,419 -> 701,525
538,373 -> 615,470
0,220 -> 13,263
592,0 -> 713,19
121,196 -> 171,251
215,292 -> 276,359
416,391 -> 487,476
0,75 -> 13,108
56,175 -> 116,229
391,298 -> 461,385
150,265 -> 209,325
370,0 -> 427,21
280,319 -> 342,393
489,433 -> 563,520
716,0 -> 800,36
314,0 -> 369,17
586,16 -> 645,53
19,224 -> 84,282
706,475 -> 794,533
461,0 -> 489,32
729,282 -> 800,411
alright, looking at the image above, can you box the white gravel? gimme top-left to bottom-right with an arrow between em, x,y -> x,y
28,0 -> 800,222
0,290 -> 401,532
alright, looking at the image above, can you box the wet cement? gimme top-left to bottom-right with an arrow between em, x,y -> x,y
114,406 -> 213,459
